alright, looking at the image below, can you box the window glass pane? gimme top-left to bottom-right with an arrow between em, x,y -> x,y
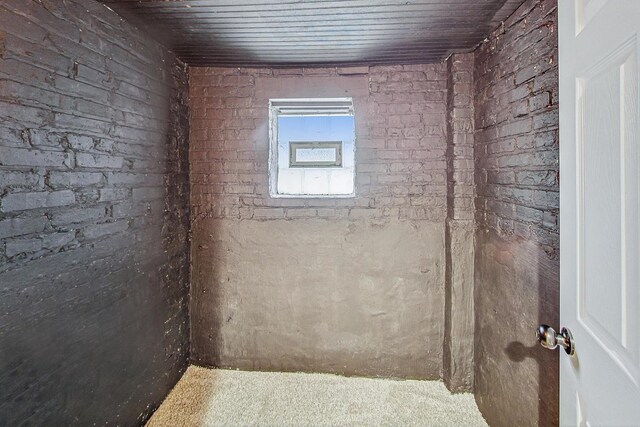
295,147 -> 337,163
276,114 -> 355,196
301,169 -> 330,194
328,169 -> 354,194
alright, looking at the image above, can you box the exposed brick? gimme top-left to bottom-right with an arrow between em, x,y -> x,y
190,64 -> 448,222
253,208 -> 285,219
487,170 -> 515,185
41,231 -> 76,250
26,129 -> 62,147
51,206 -> 106,226
475,2 -> 558,239
98,188 -> 130,202
76,153 -> 124,169
516,170 -> 556,187
0,171 -> 40,188
530,91 -> 551,111
0,217 -> 47,239
0,1 -> 190,425
285,209 -> 317,218
1,190 -> 76,212
0,147 -> 73,167
112,202 -> 146,219
499,118 -> 532,137
5,238 -> 42,257
542,210 -> 558,230
66,135 -> 95,151
47,171 -> 104,188
82,220 -> 130,240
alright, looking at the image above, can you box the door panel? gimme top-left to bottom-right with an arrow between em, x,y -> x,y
579,40 -> 639,373
560,1 -> 640,425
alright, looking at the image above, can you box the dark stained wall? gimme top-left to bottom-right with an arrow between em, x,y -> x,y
0,0 -> 190,425
473,0 -> 559,425
188,65 -> 454,380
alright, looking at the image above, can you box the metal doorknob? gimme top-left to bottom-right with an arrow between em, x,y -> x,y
536,324 -> 575,356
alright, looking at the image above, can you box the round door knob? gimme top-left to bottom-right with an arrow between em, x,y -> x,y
536,324 -> 558,349
536,324 -> 575,356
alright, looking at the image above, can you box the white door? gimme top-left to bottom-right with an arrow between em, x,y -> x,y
559,1 -> 640,426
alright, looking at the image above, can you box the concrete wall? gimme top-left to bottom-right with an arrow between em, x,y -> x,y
444,53 -> 475,392
473,0 -> 559,425
189,65 -> 459,379
0,0 -> 190,425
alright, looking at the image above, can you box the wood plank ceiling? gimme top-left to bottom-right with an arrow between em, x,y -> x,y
98,0 -> 526,67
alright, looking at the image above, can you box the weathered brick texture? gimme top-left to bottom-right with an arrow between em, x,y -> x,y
473,0 -> 559,426
0,0 -> 190,425
189,64 -> 449,222
475,0 -> 559,245
447,54 -> 476,222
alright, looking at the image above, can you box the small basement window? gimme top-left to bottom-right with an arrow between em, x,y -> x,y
269,98 -> 356,197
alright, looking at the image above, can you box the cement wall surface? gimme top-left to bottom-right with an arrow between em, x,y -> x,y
443,53 -> 476,392
191,218 -> 445,378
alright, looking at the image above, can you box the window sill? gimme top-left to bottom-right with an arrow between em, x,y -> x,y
269,193 -> 356,199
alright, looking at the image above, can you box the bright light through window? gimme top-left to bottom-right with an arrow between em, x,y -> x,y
269,98 -> 356,197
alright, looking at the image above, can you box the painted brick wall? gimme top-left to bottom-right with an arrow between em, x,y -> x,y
0,0 -> 189,425
473,0 -> 559,425
189,65 -> 455,379
189,65 -> 448,221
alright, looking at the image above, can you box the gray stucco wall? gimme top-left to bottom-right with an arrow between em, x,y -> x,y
191,218 -> 445,378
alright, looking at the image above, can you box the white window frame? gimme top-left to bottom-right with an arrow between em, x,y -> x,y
268,97 -> 356,198
289,141 -> 343,168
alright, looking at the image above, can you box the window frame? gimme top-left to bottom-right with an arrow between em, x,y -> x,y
268,97 -> 356,199
289,141 -> 343,168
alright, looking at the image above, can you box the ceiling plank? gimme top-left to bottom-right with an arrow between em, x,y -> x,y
97,0 -> 527,67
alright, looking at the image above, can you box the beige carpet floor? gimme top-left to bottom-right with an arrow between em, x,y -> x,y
146,366 -> 488,426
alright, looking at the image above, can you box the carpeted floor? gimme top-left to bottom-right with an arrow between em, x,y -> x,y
146,366 -> 488,426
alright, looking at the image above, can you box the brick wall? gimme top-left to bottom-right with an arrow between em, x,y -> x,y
0,0 -> 189,425
473,0 -> 559,425
189,65 -> 448,221
189,64 -> 456,379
